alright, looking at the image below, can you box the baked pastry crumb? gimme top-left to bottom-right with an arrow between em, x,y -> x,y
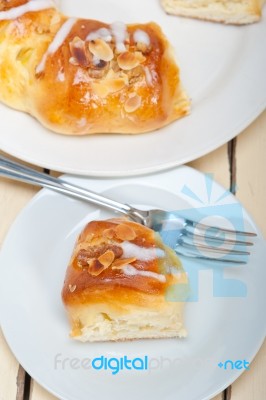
161,0 -> 266,25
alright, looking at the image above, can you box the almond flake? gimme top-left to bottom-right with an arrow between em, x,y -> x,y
115,224 -> 137,241
103,228 -> 116,239
124,94 -> 142,113
112,257 -> 136,269
98,250 -> 115,268
68,284 -> 77,293
69,37 -> 91,68
117,51 -> 146,70
89,39 -> 114,62
88,259 -> 106,276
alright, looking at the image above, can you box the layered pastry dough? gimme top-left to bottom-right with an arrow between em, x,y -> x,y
0,0 -> 190,135
161,0 -> 265,25
62,219 -> 189,342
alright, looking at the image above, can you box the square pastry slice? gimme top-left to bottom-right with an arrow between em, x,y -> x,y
161,0 -> 265,24
62,218 -> 189,342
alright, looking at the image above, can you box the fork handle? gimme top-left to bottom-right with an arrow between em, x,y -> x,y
0,155 -> 138,218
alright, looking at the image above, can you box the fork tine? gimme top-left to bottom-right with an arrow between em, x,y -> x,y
178,240 -> 250,256
184,230 -> 253,246
175,248 -> 248,264
188,220 -> 257,237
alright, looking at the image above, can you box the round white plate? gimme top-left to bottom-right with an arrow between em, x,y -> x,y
0,166 -> 265,400
0,1 -> 266,176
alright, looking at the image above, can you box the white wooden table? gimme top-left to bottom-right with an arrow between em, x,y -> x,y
0,110 -> 265,400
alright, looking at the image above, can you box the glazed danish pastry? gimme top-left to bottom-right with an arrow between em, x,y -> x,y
0,0 -> 190,135
62,219 -> 189,342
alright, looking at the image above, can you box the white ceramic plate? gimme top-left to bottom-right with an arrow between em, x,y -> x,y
0,166 -> 265,400
0,1 -> 266,176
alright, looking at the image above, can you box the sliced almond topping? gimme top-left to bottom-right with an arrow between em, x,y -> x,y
124,94 -> 142,113
117,51 -> 146,71
115,224 -> 137,241
69,37 -> 91,68
98,250 -> 115,268
89,39 -> 114,62
88,259 -> 106,276
68,284 -> 77,293
112,258 -> 136,269
103,228 -> 116,239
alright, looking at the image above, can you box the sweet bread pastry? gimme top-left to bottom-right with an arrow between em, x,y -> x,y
62,218 -> 189,342
161,0 -> 265,25
0,0 -> 190,135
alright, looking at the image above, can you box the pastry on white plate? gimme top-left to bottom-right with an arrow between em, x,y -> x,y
0,0 -> 190,135
62,218 -> 189,342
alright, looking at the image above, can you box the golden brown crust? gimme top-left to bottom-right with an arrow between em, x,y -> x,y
0,0 -> 190,135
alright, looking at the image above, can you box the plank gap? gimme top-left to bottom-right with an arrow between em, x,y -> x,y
44,168 -> 50,175
224,386 -> 232,400
227,138 -> 237,195
23,372 -> 31,400
221,137 -> 238,400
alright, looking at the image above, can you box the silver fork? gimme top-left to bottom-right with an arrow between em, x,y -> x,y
0,155 -> 256,264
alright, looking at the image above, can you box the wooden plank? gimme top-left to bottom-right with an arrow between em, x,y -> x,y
0,331 -> 20,400
30,382 -> 58,400
0,152 -> 41,400
229,110 -> 266,400
188,144 -> 230,189
235,110 -> 266,236
212,394 -> 224,400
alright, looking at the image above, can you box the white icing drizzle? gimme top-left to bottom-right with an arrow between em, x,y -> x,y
0,0 -> 55,21
133,29 -> 150,46
121,241 -> 165,262
144,66 -> 153,86
110,21 -> 127,53
36,17 -> 77,74
86,27 -> 112,43
122,265 -> 166,283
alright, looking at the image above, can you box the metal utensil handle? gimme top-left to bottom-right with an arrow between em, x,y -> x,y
0,156 -> 134,216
